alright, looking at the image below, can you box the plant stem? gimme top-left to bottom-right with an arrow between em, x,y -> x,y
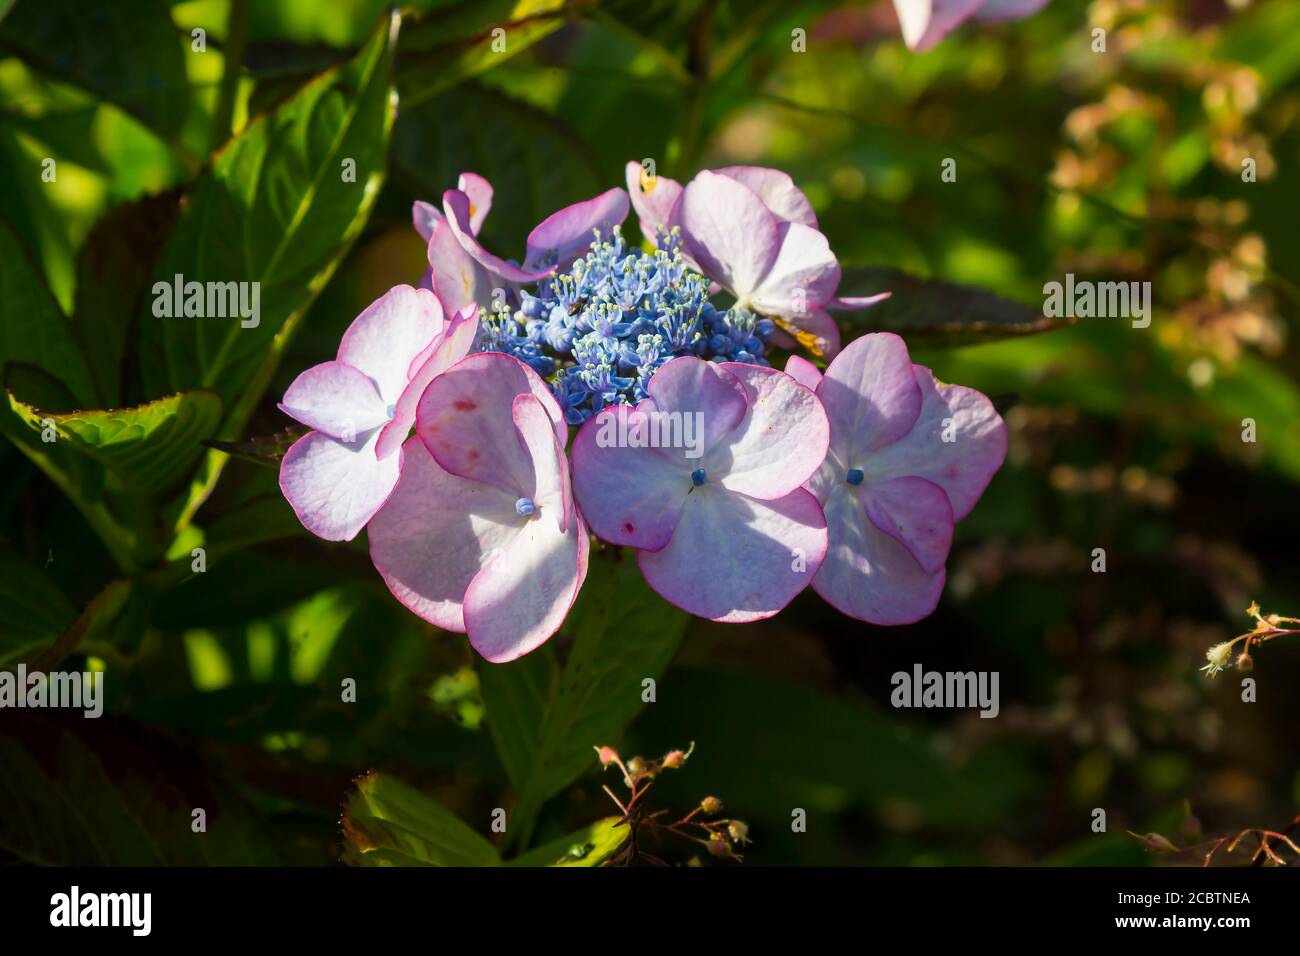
211,0 -> 249,149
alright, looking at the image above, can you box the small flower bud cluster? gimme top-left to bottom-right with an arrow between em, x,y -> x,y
477,228 -> 775,423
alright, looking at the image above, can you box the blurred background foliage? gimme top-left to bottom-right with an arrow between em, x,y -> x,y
1,0 -> 1298,866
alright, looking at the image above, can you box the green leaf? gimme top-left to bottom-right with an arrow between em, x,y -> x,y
0,0 -> 189,136
27,579 -> 132,671
505,816 -> 629,867
836,266 -> 1067,348
70,191 -> 183,407
633,669 -> 1036,842
0,218 -> 96,408
8,390 -> 223,497
138,11 -> 397,423
398,0 -> 587,108
342,771 -> 500,867
479,549 -> 688,848
0,548 -> 76,665
0,713 -> 280,865
391,82 -> 601,250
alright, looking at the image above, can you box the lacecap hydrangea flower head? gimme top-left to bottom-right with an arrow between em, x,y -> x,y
276,163 -> 1006,660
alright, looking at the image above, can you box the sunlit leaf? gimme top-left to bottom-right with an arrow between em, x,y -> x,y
8,390 -> 223,497
505,816 -> 628,866
343,771 -> 499,866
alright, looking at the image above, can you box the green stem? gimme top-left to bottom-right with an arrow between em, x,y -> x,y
211,0 -> 249,148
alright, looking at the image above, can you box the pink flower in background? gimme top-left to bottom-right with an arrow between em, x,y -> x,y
367,352 -> 586,662
278,286 -> 477,541
417,173 -> 629,314
626,162 -> 888,359
891,0 -> 1049,52
786,333 -> 1006,624
572,356 -> 829,622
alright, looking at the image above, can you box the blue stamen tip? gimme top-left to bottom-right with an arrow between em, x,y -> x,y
846,468 -> 865,486
515,497 -> 536,516
691,468 -> 707,487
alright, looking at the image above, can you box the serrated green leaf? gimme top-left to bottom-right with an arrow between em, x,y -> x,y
138,12 -> 397,423
480,549 -> 688,849
342,771 -> 500,867
836,266 -> 1067,348
505,816 -> 629,866
8,390 -> 223,497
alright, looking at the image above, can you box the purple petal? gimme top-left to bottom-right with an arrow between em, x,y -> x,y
463,510 -> 588,663
644,355 -> 749,457
715,165 -> 818,228
975,0 -> 1049,21
443,188 -> 552,284
812,481 -> 945,624
817,332 -> 923,463
864,365 -> 1007,520
681,170 -> 781,299
892,0 -> 983,51
862,475 -> 954,574
571,402 -> 693,551
828,292 -> 892,311
774,305 -> 842,360
457,172 -> 493,234
748,222 -> 841,317
512,392 -> 572,533
625,160 -> 684,244
638,487 -> 827,622
784,354 -> 824,392
524,187 -> 630,273
428,218 -> 494,315
412,200 -> 442,243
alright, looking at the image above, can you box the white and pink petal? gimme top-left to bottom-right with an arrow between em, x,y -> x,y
713,363 -> 829,500
863,365 -> 1007,520
812,483 -> 946,625
715,165 -> 818,228
279,429 -> 402,542
368,438 -> 520,632
337,285 -> 444,404
681,170 -> 781,300
524,187 -> 629,273
817,332 -> 923,463
278,360 -> 390,441
638,486 -> 827,623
